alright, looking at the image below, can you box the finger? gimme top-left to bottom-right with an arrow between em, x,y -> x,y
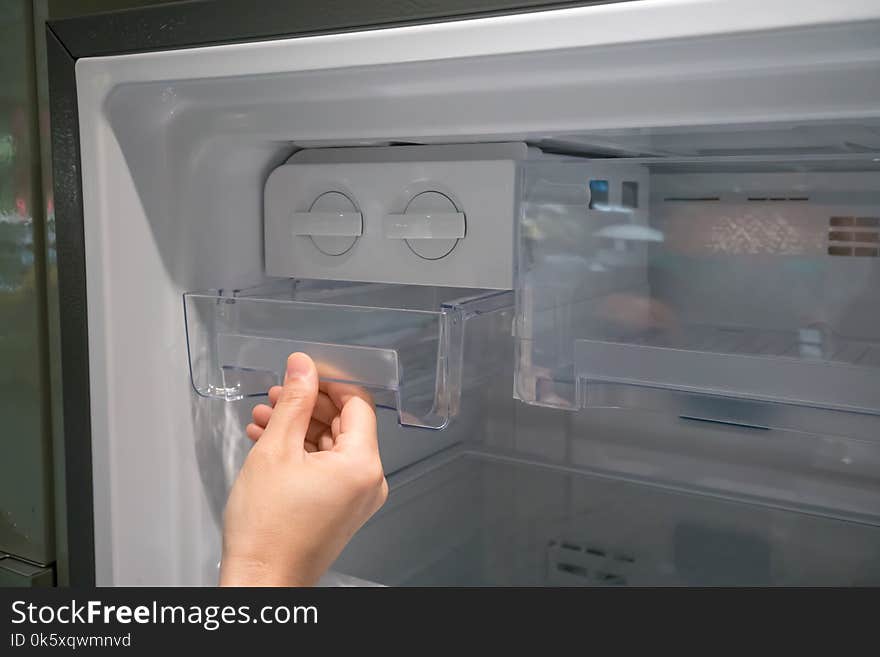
268,385 -> 283,406
319,434 -> 335,452
320,380 -> 374,413
331,415 -> 341,439
312,391 -> 338,426
262,352 -> 319,451
304,441 -> 317,453
251,403 -> 274,429
333,396 -> 379,456
262,392 -> 335,427
245,423 -> 264,442
305,420 -> 330,446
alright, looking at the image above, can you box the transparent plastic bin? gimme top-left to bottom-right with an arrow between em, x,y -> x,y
185,279 -> 513,429
515,156 -> 880,440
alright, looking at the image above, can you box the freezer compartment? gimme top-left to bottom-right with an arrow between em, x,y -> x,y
515,157 -> 880,439
184,279 -> 513,429
333,449 -> 880,586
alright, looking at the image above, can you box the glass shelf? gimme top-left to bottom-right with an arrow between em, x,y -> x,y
184,279 -> 513,429
332,449 -> 880,586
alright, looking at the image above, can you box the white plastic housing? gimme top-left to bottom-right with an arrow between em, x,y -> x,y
265,144 -> 528,289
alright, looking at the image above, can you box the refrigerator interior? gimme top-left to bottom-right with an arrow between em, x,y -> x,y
71,6 -> 880,585
175,135 -> 880,586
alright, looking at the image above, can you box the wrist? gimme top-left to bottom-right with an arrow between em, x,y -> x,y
219,555 -> 312,587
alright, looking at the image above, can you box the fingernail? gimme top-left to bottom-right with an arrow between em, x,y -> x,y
286,352 -> 311,379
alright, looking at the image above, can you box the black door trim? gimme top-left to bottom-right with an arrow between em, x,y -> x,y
51,1 -> 627,58
47,24 -> 94,588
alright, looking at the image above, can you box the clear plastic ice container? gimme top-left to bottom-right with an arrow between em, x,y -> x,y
185,279 -> 513,429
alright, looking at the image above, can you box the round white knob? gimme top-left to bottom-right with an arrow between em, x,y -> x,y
307,191 -> 361,256
401,191 -> 464,260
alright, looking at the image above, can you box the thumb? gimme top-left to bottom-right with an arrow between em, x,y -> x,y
263,352 -> 318,450
333,395 -> 379,457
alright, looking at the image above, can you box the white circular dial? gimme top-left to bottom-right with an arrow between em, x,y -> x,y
308,191 -> 361,256
403,191 -> 463,260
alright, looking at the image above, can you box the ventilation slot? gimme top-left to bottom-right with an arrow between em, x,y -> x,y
622,181 -> 639,209
663,196 -> 720,202
828,217 -> 880,256
547,539 -> 634,586
556,563 -> 589,577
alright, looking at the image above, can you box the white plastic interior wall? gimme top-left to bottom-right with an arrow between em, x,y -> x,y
74,0 -> 880,585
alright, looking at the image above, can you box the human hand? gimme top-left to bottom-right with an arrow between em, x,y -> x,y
219,352 -> 388,586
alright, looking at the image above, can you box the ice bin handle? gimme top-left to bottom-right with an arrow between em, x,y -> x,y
217,333 -> 400,391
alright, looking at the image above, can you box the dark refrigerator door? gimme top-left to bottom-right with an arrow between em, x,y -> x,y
0,0 -> 54,574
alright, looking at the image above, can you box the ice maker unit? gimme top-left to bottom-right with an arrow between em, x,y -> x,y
50,0 -> 880,586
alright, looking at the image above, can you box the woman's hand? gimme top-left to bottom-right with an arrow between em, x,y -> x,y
220,352 -> 388,586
